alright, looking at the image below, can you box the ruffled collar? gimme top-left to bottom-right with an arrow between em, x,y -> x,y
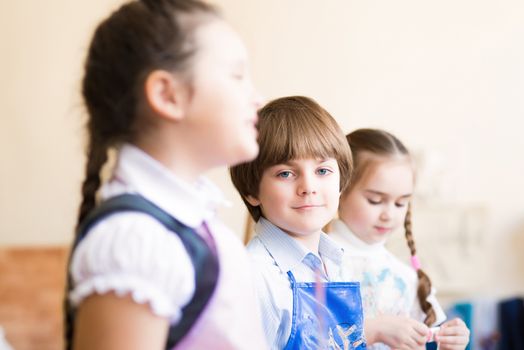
329,219 -> 386,254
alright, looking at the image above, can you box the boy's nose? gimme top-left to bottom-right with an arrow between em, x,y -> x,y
297,176 -> 316,195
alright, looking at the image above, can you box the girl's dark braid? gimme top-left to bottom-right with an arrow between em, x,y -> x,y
404,203 -> 436,326
76,139 -> 109,227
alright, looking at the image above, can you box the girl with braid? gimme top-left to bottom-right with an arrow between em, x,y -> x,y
329,128 -> 470,350
64,1 -> 267,349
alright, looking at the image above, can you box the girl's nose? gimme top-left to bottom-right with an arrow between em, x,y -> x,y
379,205 -> 392,221
253,90 -> 265,110
250,81 -> 265,110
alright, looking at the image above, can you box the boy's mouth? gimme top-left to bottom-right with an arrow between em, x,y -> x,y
292,204 -> 323,210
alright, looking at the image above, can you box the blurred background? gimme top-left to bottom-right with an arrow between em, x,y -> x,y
1,0 -> 523,349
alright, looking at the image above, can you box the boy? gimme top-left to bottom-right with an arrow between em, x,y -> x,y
230,96 -> 367,350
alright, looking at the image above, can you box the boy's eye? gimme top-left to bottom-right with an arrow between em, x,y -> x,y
316,168 -> 332,176
367,198 -> 381,205
277,171 -> 292,179
395,202 -> 408,208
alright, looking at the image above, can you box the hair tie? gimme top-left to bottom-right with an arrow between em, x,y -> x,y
410,255 -> 421,270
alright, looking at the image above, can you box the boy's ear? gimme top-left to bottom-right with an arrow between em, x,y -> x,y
246,195 -> 261,207
144,70 -> 189,122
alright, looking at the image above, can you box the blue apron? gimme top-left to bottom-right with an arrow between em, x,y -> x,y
284,271 -> 367,350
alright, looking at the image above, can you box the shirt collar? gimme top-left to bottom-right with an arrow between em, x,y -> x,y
255,218 -> 344,273
319,231 -> 345,266
101,143 -> 230,228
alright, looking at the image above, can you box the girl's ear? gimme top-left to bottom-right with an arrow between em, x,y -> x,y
246,195 -> 261,207
144,70 -> 189,122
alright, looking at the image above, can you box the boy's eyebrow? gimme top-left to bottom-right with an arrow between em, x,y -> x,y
280,158 -> 333,166
363,189 -> 412,198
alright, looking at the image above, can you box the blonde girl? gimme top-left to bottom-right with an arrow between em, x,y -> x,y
330,128 -> 470,350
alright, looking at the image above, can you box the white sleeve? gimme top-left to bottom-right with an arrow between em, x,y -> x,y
69,212 -> 195,323
426,288 -> 447,325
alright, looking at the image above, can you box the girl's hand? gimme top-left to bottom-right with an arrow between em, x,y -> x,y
365,315 -> 428,350
435,318 -> 470,350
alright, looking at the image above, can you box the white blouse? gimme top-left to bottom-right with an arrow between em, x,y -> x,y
329,219 -> 446,349
69,144 -> 268,349
70,211 -> 195,322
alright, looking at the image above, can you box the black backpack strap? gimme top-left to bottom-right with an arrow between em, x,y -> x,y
64,193 -> 219,349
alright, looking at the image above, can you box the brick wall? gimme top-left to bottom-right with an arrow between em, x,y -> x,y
0,247 -> 68,350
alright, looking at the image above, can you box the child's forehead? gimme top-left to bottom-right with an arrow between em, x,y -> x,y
358,154 -> 412,175
357,159 -> 414,191
192,19 -> 248,67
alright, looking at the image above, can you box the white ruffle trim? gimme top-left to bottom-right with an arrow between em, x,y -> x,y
69,274 -> 182,322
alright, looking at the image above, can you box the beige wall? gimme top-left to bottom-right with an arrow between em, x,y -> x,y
0,0 -> 123,245
1,0 -> 523,302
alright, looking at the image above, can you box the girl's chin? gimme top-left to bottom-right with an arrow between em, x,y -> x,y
363,234 -> 388,245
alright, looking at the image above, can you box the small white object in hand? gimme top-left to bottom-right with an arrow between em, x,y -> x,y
427,326 -> 440,343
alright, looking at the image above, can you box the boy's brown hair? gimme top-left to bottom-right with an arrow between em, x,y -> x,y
230,96 -> 352,221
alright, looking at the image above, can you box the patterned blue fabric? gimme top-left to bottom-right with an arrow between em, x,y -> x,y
283,271 -> 367,350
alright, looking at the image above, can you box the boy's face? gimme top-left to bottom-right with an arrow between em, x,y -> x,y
247,157 -> 341,240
